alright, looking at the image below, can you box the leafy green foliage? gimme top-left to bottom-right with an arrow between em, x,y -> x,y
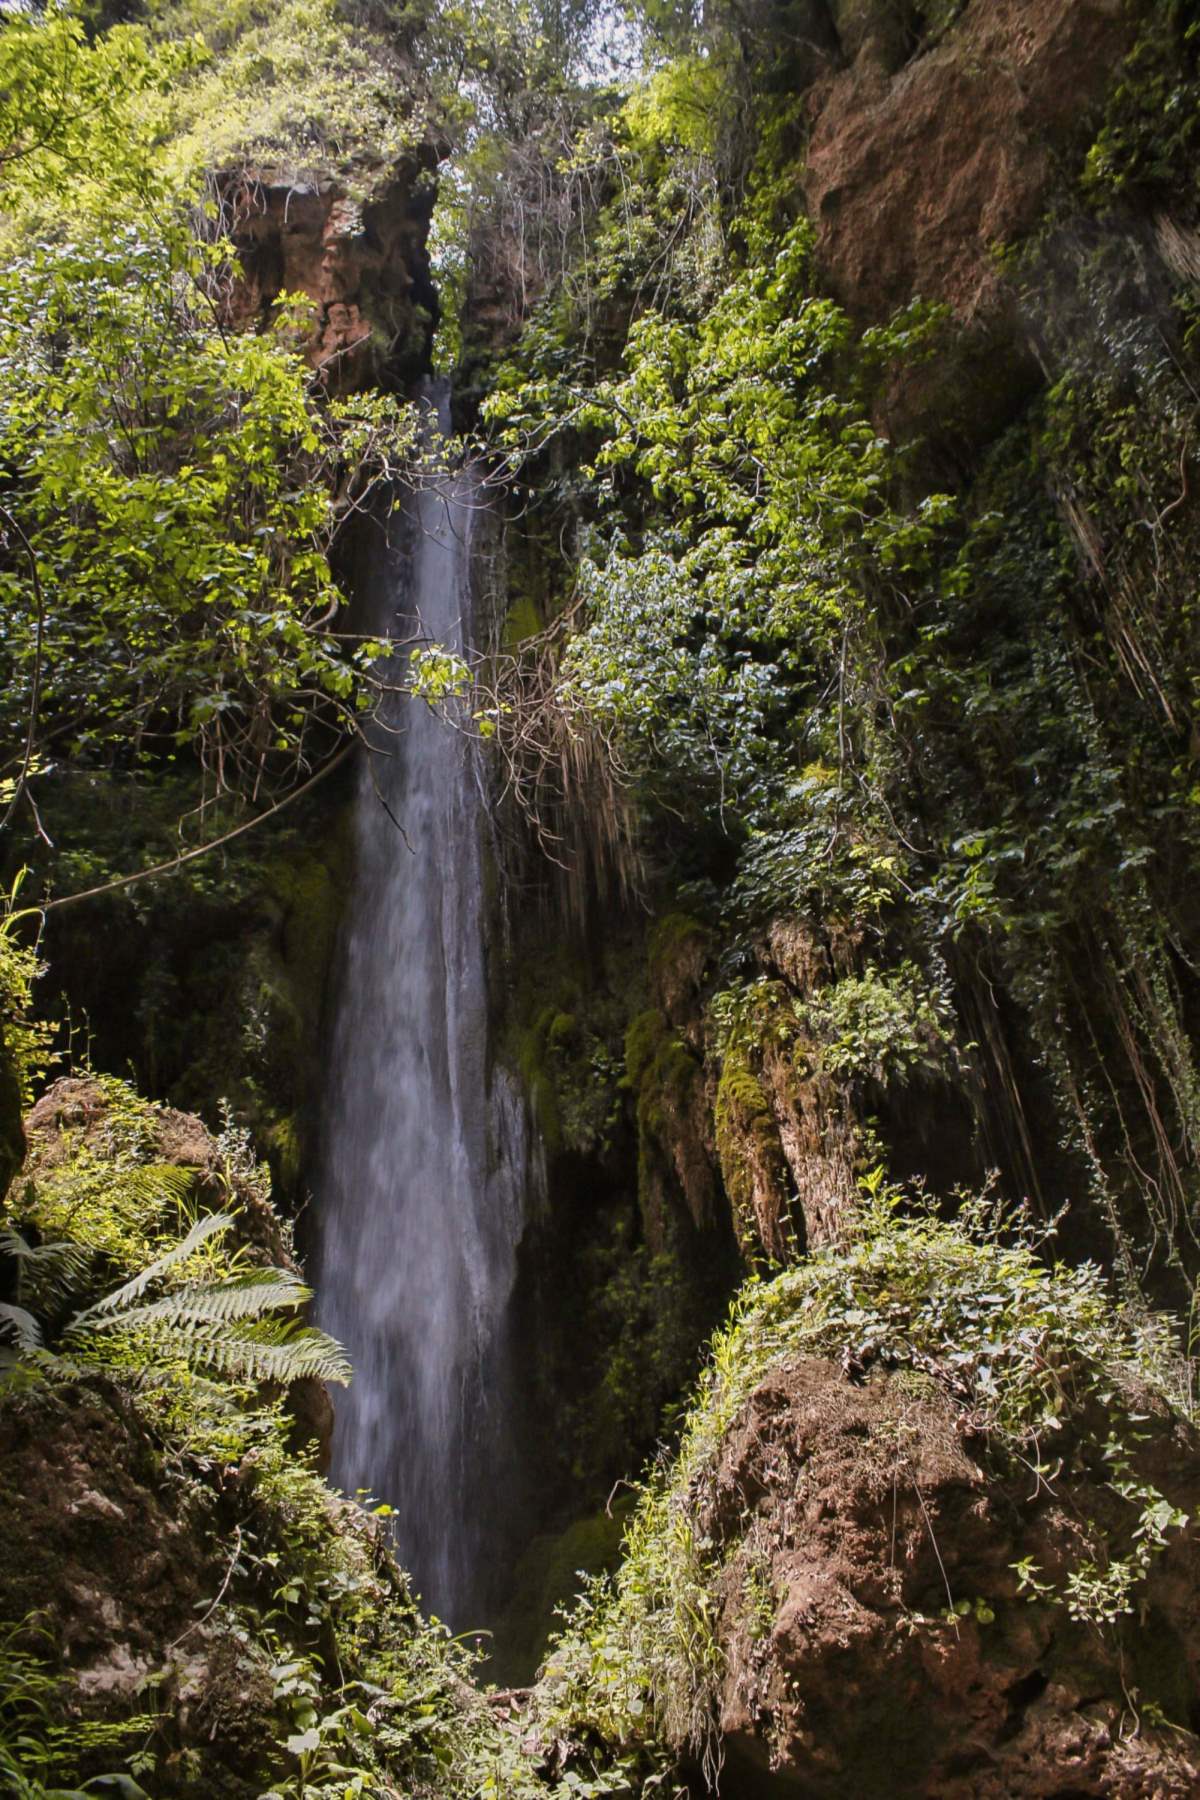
801,961 -> 956,1086
472,13 -> 1200,1292
0,911 -> 52,1115
59,1214 -> 351,1388
0,212 -> 412,817
0,3 -> 417,871
6,0 -> 1200,1789
485,216 -> 951,879
424,0 -> 727,384
711,962 -> 955,1090
1082,2 -> 1200,208
13,1083 -> 204,1276
0,6 -> 198,230
151,0 -> 423,188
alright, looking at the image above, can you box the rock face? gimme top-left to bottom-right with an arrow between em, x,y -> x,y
25,1075 -> 291,1266
219,156 -> 439,391
806,0 -> 1135,323
0,1347 -> 383,1796
0,1376 -> 220,1709
702,1358 -> 1200,1797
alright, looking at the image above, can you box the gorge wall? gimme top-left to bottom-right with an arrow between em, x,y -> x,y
6,0 -> 1200,1793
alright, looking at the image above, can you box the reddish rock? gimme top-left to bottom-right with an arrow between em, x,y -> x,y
804,0 -> 1135,323
217,156 -> 439,391
699,1357 -> 1200,1796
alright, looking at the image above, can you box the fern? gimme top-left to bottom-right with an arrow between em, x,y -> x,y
66,1210 -> 232,1331
153,1319 -> 352,1386
98,1163 -> 197,1209
84,1267 -> 308,1331
6,1203 -> 351,1389
60,1212 -> 351,1387
0,1302 -> 41,1351
0,1228 -> 92,1314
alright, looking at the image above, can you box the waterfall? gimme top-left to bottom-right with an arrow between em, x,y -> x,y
314,381 -> 529,1627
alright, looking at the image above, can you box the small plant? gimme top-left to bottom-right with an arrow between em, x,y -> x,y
801,961 -> 956,1086
2,1209 -> 349,1388
0,896 -> 53,1113
0,1621 -> 153,1796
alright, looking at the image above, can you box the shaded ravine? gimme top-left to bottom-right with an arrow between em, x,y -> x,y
315,382 -> 530,1627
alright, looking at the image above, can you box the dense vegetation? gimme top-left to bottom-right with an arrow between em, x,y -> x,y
474,0 -> 1200,1297
0,5 -> 428,861
5,0 -> 1200,1794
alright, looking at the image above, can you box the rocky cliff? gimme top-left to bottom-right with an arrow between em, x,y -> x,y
7,0 -> 1200,1793
218,155 -> 440,390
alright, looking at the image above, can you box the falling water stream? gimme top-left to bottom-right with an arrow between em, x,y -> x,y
315,382 -> 528,1627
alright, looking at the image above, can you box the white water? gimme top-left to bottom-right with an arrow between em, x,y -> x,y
315,385 -> 528,1625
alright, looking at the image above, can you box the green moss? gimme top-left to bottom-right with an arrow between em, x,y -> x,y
516,1008 -> 566,1157
636,1036 -> 701,1146
626,1011 -> 710,1242
268,849 -> 342,977
624,1008 -> 667,1087
504,940 -> 639,1163
267,1111 -> 303,1196
503,592 -> 543,648
180,819 -> 348,1190
646,911 -> 711,977
529,1071 -> 565,1157
23,772 -> 353,1211
713,1044 -> 795,1264
491,1498 -> 635,1684
831,1 -> 905,58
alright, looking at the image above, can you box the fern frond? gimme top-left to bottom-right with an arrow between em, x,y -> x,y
66,1211 -> 233,1333
0,1303 -> 41,1351
87,1268 -> 310,1332
55,1197 -> 349,1387
108,1163 -> 197,1207
0,1228 -> 92,1312
131,1315 -> 351,1386
193,1322 -> 351,1386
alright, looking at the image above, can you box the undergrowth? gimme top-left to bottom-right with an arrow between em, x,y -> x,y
0,1052 -> 646,1796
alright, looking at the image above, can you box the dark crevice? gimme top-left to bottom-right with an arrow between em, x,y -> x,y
999,1668 -> 1050,1742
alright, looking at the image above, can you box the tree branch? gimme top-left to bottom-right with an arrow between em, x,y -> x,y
13,740 -> 357,921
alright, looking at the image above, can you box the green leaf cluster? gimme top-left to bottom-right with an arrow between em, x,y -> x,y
0,3 -> 418,864
488,223 -> 951,845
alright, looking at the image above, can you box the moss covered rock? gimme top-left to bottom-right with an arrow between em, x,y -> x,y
0,1074 -> 562,1798
538,1206 -> 1200,1797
